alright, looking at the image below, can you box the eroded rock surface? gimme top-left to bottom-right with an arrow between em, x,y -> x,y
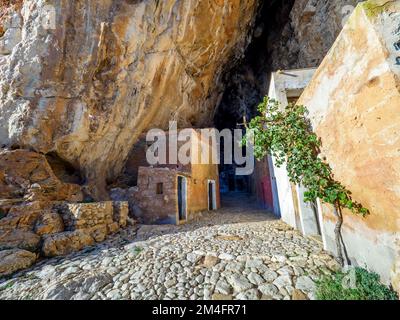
0,0 -> 259,198
269,0 -> 364,69
297,0 -> 400,287
0,149 -> 83,202
0,229 -> 40,251
0,248 -> 36,277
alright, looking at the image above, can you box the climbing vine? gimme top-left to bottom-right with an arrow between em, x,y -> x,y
243,97 -> 368,266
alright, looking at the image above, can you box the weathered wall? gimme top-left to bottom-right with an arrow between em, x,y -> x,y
215,0 -> 365,156
134,167 -> 177,224
0,0 -> 372,201
0,0 -> 258,199
188,163 -> 220,214
187,130 -> 220,214
298,0 -> 400,286
251,157 -> 274,212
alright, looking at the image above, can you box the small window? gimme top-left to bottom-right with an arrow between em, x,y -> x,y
156,183 -> 163,195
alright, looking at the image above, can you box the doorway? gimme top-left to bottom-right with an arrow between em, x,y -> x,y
290,182 -> 302,230
177,176 -> 187,221
208,180 -> 217,211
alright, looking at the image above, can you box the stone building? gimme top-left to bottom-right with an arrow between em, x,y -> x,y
121,129 -> 220,224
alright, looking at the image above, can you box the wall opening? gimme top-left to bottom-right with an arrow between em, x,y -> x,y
156,182 -> 163,195
177,176 -> 187,221
208,180 -> 217,211
45,152 -> 83,185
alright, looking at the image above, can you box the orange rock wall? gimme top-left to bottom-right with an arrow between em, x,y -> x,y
0,0 -> 258,199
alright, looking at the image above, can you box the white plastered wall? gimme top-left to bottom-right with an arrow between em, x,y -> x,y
267,68 -> 324,238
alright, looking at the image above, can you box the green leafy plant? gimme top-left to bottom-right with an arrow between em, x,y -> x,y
243,97 -> 369,265
0,280 -> 15,291
316,267 -> 398,300
132,246 -> 143,256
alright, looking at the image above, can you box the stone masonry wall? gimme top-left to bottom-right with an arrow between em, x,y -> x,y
42,201 -> 129,258
0,149 -> 131,276
133,167 -> 177,224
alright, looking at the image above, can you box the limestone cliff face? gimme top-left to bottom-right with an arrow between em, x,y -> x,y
0,0 -> 258,198
216,0 -> 365,129
269,0 -> 364,69
0,0 -> 372,199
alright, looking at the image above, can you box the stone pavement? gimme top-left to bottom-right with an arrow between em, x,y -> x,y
0,193 -> 339,300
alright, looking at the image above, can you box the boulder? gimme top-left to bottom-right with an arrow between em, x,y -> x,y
34,210 -> 64,236
0,201 -> 45,231
0,249 -> 37,277
0,229 -> 40,251
0,150 -> 83,202
41,230 -> 95,257
89,225 -> 107,243
297,0 -> 400,284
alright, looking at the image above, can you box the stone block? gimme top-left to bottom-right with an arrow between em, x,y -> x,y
58,202 -> 114,230
113,201 -> 128,228
41,230 -> 95,257
0,229 -> 40,251
107,222 -> 119,235
0,249 -> 37,277
0,201 -> 47,231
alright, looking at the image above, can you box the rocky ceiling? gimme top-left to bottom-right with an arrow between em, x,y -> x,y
214,0 -> 364,130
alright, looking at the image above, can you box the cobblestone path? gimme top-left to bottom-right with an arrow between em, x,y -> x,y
0,193 -> 339,300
